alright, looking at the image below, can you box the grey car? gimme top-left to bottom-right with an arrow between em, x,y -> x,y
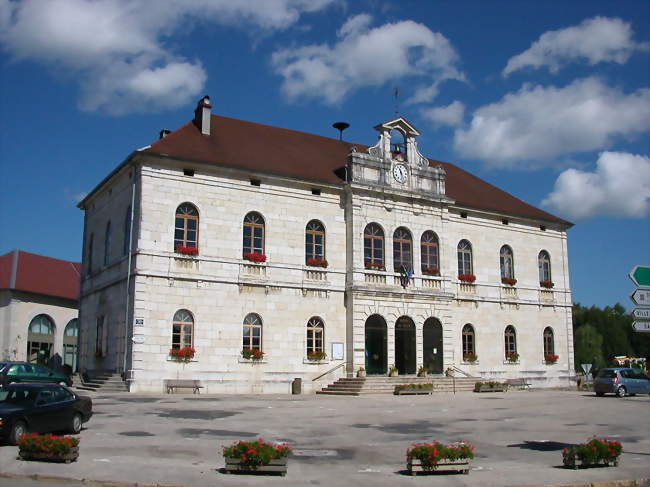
594,367 -> 650,397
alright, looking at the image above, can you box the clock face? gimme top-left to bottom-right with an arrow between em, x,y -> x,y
392,163 -> 407,183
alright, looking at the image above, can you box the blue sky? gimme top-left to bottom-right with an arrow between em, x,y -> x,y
0,0 -> 648,309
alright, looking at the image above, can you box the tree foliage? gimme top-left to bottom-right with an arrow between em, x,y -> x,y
572,303 -> 650,371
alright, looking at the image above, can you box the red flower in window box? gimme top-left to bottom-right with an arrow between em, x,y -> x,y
307,351 -> 327,361
175,244 -> 199,256
540,280 -> 554,288
306,258 -> 328,268
545,353 -> 559,364
242,348 -> 264,360
421,266 -> 440,276
243,252 -> 267,263
170,346 -> 195,362
365,262 -> 385,271
458,274 -> 476,283
501,277 -> 517,286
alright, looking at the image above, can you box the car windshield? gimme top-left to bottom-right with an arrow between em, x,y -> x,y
596,369 -> 617,378
0,388 -> 38,405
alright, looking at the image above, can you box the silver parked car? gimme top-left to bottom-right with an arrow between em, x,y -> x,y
594,367 -> 650,397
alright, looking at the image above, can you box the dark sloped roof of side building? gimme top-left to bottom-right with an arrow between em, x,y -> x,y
143,114 -> 571,227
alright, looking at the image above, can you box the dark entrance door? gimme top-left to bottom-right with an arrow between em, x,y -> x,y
423,318 -> 443,374
395,316 -> 416,375
365,315 -> 387,375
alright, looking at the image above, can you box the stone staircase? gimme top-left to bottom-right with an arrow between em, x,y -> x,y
75,372 -> 128,393
317,375 -> 477,396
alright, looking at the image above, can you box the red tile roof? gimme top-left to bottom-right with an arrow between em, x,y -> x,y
0,250 -> 80,301
145,114 -> 571,226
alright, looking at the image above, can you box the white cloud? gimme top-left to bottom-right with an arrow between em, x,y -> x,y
272,15 -> 464,105
542,151 -> 650,220
421,101 -> 465,127
0,0 -> 335,114
453,77 -> 650,168
503,16 -> 650,76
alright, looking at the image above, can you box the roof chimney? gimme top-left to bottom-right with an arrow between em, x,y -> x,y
159,129 -> 171,139
193,95 -> 211,136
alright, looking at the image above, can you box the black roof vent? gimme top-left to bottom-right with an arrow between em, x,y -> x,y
159,129 -> 171,139
332,122 -> 350,141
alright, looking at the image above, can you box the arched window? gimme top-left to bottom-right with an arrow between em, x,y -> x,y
504,325 -> 517,359
123,205 -> 132,256
104,221 -> 112,266
462,324 -> 475,359
390,129 -> 406,159
393,227 -> 412,271
172,310 -> 194,349
63,319 -> 79,371
364,223 -> 384,269
243,212 -> 265,255
27,315 -> 55,364
543,327 -> 554,356
174,203 -> 199,250
306,317 -> 324,355
500,245 -> 514,279
87,233 -> 94,276
305,220 -> 325,263
457,239 -> 473,276
243,313 -> 262,351
538,250 -> 551,283
420,231 -> 439,274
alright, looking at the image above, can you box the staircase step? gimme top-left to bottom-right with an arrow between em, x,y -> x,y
319,375 -> 477,396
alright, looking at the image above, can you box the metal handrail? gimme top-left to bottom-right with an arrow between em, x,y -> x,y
312,362 -> 345,382
451,365 -> 474,378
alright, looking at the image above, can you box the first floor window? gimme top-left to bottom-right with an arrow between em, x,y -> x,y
172,310 -> 194,349
243,313 -> 262,350
364,223 -> 384,267
96,316 -> 105,357
306,317 -> 324,354
543,327 -> 554,355
457,239 -> 473,276
462,324 -> 475,358
505,325 -> 517,358
27,315 -> 54,364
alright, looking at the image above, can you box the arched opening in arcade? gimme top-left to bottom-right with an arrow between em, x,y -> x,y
364,315 -> 387,375
423,317 -> 443,374
395,316 -> 416,375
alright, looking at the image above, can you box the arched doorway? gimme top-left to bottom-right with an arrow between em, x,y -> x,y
423,318 -> 443,374
63,319 -> 79,372
395,316 -> 416,375
27,315 -> 55,364
365,315 -> 387,375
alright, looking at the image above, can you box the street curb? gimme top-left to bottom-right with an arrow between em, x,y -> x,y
2,472 -> 649,487
0,472 -> 191,487
524,479 -> 650,487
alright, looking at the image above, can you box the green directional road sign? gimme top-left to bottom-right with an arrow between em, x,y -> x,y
629,265 -> 650,287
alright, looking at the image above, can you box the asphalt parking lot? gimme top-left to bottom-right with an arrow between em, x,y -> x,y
0,389 -> 648,487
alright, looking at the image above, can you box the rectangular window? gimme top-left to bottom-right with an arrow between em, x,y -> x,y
96,316 -> 104,357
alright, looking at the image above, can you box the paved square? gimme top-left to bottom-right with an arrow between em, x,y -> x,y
0,389 -> 648,487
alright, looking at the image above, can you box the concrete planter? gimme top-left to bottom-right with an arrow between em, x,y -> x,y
562,453 -> 619,470
394,384 -> 434,395
407,459 -> 471,475
474,384 -> 508,393
19,446 -> 79,464
224,457 -> 288,475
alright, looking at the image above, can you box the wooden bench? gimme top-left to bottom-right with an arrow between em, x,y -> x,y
506,378 -> 531,390
165,379 -> 203,394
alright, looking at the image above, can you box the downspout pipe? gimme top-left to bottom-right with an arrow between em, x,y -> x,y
123,165 -> 136,387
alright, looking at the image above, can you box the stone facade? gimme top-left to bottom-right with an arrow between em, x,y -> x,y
77,101 -> 574,393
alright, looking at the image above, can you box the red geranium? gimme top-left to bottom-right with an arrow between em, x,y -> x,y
175,244 -> 198,256
243,252 -> 267,263
540,280 -> 554,288
545,353 -> 559,363
421,266 -> 440,276
501,277 -> 517,286
365,262 -> 385,271
458,274 -> 476,283
170,346 -> 195,361
306,258 -> 328,268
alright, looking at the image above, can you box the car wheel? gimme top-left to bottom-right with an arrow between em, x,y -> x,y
615,386 -> 627,398
9,421 -> 27,446
70,413 -> 83,434
596,391 -> 604,397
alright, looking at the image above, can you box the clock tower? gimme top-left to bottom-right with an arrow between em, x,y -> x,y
346,116 -> 449,200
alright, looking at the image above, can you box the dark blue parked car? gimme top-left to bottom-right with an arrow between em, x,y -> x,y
594,367 -> 650,397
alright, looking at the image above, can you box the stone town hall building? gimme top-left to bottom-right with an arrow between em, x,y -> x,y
77,96 -> 574,393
